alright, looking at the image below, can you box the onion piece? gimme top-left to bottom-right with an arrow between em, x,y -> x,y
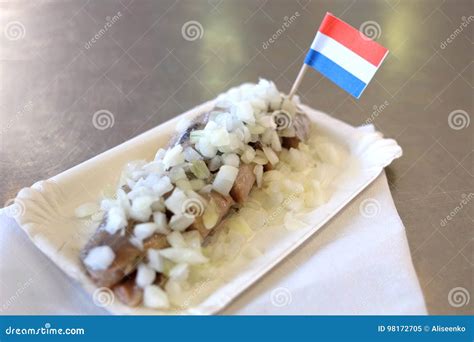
212,165 -> 239,196
105,206 -> 127,234
134,222 -> 158,240
262,145 -> 279,165
164,188 -> 187,215
136,263 -> 156,288
190,160 -> 210,179
253,165 -> 263,188
143,285 -> 169,309
222,153 -> 240,168
167,231 -> 187,248
152,212 -> 170,234
163,144 -> 184,169
147,249 -> 165,273
159,247 -> 208,264
83,246 -> 115,271
169,263 -> 189,281
169,214 -> 194,231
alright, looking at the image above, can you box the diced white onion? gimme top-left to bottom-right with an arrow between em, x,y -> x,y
134,222 -> 158,240
105,206 -> 127,234
163,144 -> 184,169
167,231 -> 187,248
184,146 -> 202,162
169,263 -> 189,281
147,249 -> 165,273
262,145 -> 279,165
159,247 -> 208,264
233,101 -> 255,124
136,263 -> 156,288
169,214 -> 194,231
164,188 -> 187,215
153,212 -> 170,234
84,246 -> 115,270
129,196 -> 154,222
223,153 -> 240,168
212,165 -> 239,196
254,165 -> 263,188
143,285 -> 169,309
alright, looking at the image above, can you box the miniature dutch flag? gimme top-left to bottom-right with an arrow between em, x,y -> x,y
304,12 -> 389,98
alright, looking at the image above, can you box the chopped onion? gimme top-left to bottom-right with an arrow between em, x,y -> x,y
233,101 -> 255,123
190,160 -> 210,179
84,246 -> 115,270
208,155 -> 222,172
196,137 -> 218,158
212,165 -> 239,196
253,165 -> 263,188
169,166 -> 187,182
164,188 -> 187,215
147,249 -> 165,273
129,196 -> 154,222
75,202 -> 99,218
153,212 -> 170,234
241,145 -> 256,164
167,231 -> 187,248
210,127 -> 230,146
183,230 -> 202,250
163,144 -> 184,169
169,214 -> 194,231
222,153 -> 240,168
136,263 -> 156,288
144,285 -> 169,309
184,146 -> 202,162
284,212 -> 309,231
105,206 -> 127,234
202,199 -> 219,229
262,145 -> 279,165
189,179 -> 205,191
169,263 -> 189,281
159,247 -> 208,264
134,222 -> 158,240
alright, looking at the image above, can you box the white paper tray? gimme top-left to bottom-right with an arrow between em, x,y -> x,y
12,100 -> 402,315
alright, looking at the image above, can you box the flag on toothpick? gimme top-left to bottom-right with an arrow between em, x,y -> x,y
290,12 -> 389,99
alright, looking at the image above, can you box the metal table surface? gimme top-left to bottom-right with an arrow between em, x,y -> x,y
0,0 -> 472,314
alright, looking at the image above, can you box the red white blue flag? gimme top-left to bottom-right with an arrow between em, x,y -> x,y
304,13 -> 389,98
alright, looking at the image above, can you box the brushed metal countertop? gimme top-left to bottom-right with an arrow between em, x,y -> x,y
0,0 -> 472,314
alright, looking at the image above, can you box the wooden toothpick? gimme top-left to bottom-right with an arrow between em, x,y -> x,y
288,64 -> 308,99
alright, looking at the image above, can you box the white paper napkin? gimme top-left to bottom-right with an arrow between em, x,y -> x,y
0,171 -> 426,315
